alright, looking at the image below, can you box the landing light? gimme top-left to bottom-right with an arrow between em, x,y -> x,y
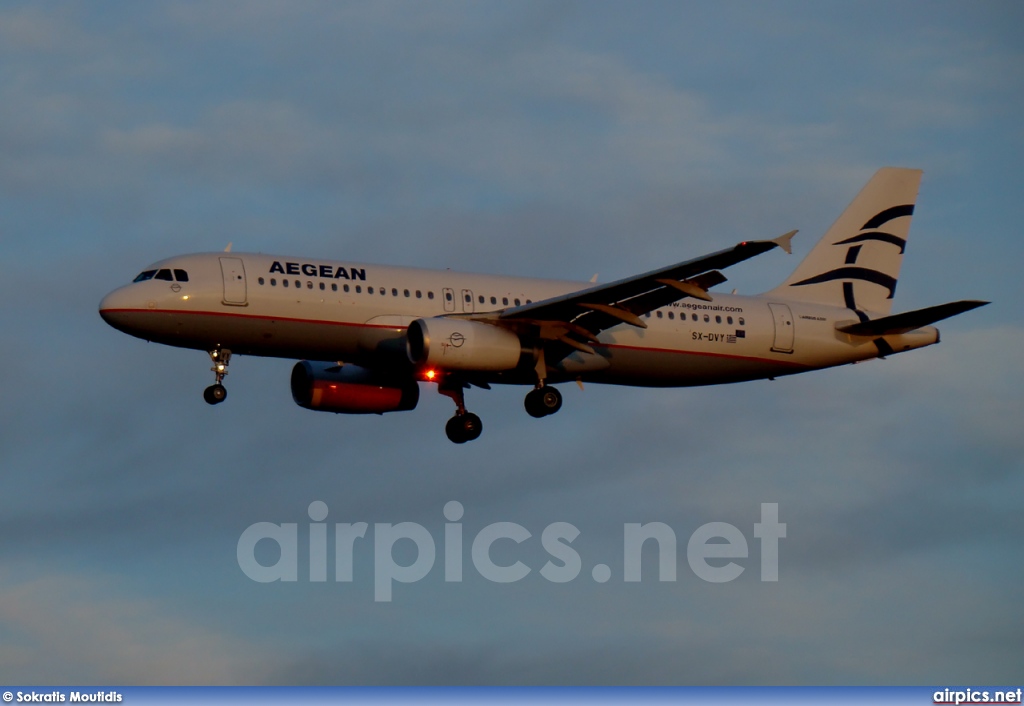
425,370 -> 437,381
182,295 -> 189,300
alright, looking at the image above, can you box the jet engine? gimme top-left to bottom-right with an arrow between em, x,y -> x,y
290,361 -> 419,414
406,317 -> 525,371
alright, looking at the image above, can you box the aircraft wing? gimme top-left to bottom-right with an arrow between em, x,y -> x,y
469,231 -> 796,357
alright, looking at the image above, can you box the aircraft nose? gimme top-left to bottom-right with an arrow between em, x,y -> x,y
98,286 -> 137,329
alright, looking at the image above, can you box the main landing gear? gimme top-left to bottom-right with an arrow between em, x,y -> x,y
524,385 -> 562,418
437,379 -> 564,444
439,382 -> 482,444
203,348 -> 231,405
524,347 -> 562,418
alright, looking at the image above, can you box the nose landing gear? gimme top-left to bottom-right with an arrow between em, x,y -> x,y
203,348 -> 231,405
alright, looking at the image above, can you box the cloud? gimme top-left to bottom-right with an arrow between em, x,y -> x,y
0,566 -> 269,684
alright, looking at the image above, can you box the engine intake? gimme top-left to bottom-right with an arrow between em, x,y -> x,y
407,318 -> 524,371
290,361 -> 419,414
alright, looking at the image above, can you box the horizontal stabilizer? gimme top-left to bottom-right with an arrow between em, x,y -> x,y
836,300 -> 989,337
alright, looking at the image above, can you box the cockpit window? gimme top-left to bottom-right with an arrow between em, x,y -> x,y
154,269 -> 173,281
173,269 -> 189,282
133,270 -> 157,283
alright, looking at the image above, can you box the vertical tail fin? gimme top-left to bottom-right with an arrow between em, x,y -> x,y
765,167 -> 923,316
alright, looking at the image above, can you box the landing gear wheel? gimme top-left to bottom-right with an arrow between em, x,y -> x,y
204,383 -> 227,405
525,386 -> 562,418
445,412 -> 483,444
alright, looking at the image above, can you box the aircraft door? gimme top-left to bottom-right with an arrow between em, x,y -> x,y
220,257 -> 248,306
442,287 -> 456,313
461,289 -> 475,313
768,303 -> 794,353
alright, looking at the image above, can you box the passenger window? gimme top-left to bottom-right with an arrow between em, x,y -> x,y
319,282 -> 325,290
415,290 -> 422,298
258,277 -> 265,285
283,280 -> 289,288
404,289 -> 410,297
270,278 -> 277,286
657,311 -> 663,318
355,285 -> 362,293
692,314 -> 697,322
133,270 -> 157,283
668,311 -> 674,320
294,280 -> 300,288
173,269 -> 189,282
392,288 -> 398,296
739,317 -> 745,326
154,269 -> 173,281
715,315 -> 721,324
703,314 -> 709,322
331,283 -> 337,291
428,291 -> 434,299
514,298 -> 521,306
445,291 -> 453,302
368,287 -> 374,294
490,296 -> 496,305
727,316 -> 733,325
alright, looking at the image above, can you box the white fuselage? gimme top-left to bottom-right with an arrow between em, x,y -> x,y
98,252 -> 938,388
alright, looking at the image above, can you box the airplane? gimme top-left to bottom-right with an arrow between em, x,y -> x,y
99,167 -> 987,443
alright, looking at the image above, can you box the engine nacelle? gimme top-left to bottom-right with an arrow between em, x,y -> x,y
406,317 -> 524,372
290,361 -> 419,414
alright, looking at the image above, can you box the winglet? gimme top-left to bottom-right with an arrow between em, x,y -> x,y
772,230 -> 797,255
224,242 -> 233,253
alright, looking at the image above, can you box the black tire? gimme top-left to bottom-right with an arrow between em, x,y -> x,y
204,384 -> 227,405
446,415 -> 468,444
462,412 -> 483,441
539,387 -> 562,415
525,389 -> 546,418
525,387 -> 562,417
446,413 -> 482,443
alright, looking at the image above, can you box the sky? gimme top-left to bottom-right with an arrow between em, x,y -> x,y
1,0 -> 1022,686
